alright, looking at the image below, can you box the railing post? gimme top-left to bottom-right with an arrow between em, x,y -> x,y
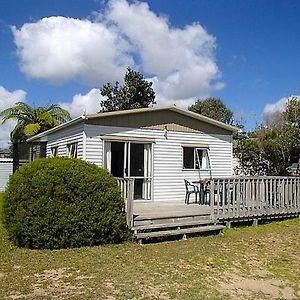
126,178 -> 134,228
210,179 -> 215,222
237,178 -> 241,217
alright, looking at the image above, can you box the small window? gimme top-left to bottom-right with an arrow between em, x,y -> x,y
183,147 -> 210,170
51,146 -> 58,157
31,145 -> 38,160
67,142 -> 78,158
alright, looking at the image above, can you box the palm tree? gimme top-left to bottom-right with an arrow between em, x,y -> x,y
0,102 -> 71,142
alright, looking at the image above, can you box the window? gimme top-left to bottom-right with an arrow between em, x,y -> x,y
31,145 -> 38,161
51,146 -> 58,157
183,147 -> 210,169
67,142 -> 78,158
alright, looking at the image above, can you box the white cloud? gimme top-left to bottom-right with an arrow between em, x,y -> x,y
0,86 -> 27,148
12,16 -> 133,84
106,0 -> 222,103
60,88 -> 103,117
12,0 -> 223,106
263,95 -> 300,116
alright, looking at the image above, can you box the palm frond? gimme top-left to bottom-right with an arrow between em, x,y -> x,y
1,101 -> 71,142
39,111 -> 59,127
47,105 -> 71,123
24,123 -> 41,137
0,102 -> 35,124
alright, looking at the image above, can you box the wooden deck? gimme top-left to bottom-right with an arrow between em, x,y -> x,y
118,176 -> 300,242
133,202 -> 210,219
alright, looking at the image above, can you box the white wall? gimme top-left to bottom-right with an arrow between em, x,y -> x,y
84,124 -> 233,202
84,124 -> 103,166
45,123 -> 84,158
0,158 -> 13,191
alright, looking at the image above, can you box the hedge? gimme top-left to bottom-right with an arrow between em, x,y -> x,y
2,157 -> 130,249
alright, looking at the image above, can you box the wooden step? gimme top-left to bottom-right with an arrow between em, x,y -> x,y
135,225 -> 225,240
132,219 -> 214,232
134,211 -> 211,221
134,215 -> 212,226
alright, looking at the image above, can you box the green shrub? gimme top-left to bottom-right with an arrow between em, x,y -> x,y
3,157 -> 130,249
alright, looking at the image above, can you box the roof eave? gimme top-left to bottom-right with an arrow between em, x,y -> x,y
85,105 -> 173,120
27,116 -> 85,142
27,104 -> 240,142
85,105 -> 239,132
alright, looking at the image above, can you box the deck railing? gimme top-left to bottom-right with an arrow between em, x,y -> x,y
117,176 -> 300,227
209,177 -> 300,220
116,178 -> 134,227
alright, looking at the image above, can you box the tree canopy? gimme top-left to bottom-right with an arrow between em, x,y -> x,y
188,98 -> 234,125
100,68 -> 156,112
234,96 -> 300,176
0,102 -> 71,142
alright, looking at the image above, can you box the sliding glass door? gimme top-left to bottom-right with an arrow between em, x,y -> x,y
104,141 -> 152,200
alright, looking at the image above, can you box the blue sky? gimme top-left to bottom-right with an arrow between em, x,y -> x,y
0,0 -> 299,146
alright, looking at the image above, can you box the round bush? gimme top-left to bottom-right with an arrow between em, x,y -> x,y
3,157 -> 130,249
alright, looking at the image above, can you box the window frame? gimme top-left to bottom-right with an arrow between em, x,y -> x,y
51,146 -> 58,157
67,142 -> 78,158
182,146 -> 210,170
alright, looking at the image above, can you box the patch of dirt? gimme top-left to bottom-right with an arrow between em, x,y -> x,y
9,268 -> 86,299
219,270 -> 297,299
13,265 -> 21,270
34,268 -> 71,282
141,285 -> 170,300
75,275 -> 95,280
0,272 -> 5,279
103,279 -> 170,300
9,292 -> 23,300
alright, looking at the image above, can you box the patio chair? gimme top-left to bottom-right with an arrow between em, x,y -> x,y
199,183 -> 211,205
184,179 -> 199,204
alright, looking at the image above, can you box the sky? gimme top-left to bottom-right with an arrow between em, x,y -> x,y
0,0 -> 299,147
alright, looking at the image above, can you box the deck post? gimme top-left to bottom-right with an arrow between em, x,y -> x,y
126,178 -> 134,228
210,180 -> 215,221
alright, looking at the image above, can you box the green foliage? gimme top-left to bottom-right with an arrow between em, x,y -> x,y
188,97 -> 234,125
100,68 -> 156,112
2,157 -> 130,249
284,96 -> 300,127
234,133 -> 269,176
0,102 -> 71,142
235,97 -> 300,176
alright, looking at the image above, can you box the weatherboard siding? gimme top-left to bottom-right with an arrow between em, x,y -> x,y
45,123 -> 84,158
84,124 -> 103,166
0,158 -> 13,191
84,125 -> 233,202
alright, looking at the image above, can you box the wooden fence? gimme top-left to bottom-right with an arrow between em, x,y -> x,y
209,177 -> 300,221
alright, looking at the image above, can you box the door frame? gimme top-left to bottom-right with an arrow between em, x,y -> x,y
103,139 -> 154,201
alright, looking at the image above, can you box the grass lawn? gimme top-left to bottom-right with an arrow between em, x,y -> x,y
1,193 -> 300,300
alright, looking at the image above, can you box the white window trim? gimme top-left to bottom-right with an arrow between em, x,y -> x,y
51,146 -> 58,157
67,142 -> 78,158
182,146 -> 211,171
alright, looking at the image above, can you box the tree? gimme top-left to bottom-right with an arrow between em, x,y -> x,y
100,68 -> 156,112
188,98 -> 234,125
284,96 -> 300,128
0,102 -> 71,142
235,97 -> 300,176
234,133 -> 269,176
